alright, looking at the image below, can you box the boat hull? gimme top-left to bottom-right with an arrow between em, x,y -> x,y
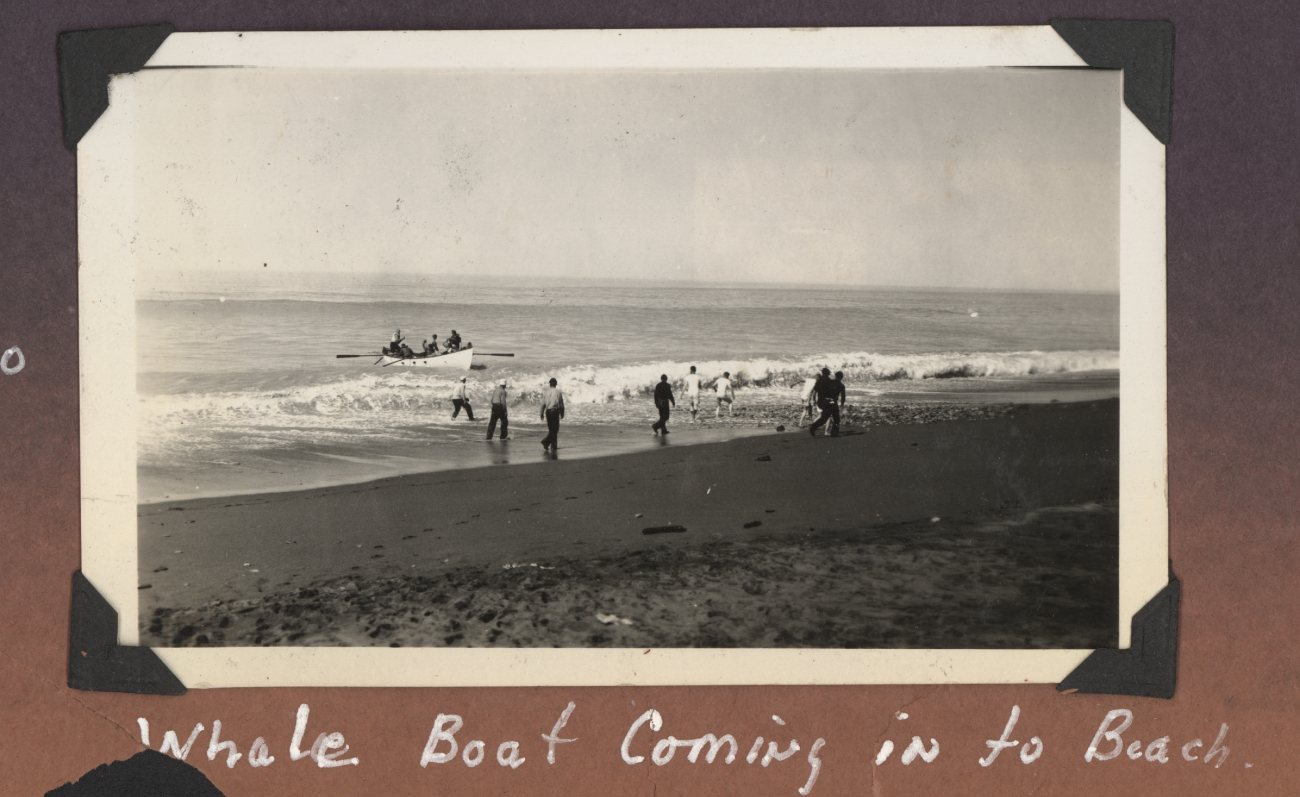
380,348 -> 474,369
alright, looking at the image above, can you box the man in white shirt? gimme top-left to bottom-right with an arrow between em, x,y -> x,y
385,329 -> 404,356
683,365 -> 703,423
539,377 -> 566,451
486,380 -> 509,440
714,371 -> 735,418
449,376 -> 474,420
798,372 -> 818,427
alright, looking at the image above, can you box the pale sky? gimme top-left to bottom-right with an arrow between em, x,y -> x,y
128,67 -> 1120,291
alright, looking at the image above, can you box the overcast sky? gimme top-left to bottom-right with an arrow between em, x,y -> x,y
127,67 -> 1120,291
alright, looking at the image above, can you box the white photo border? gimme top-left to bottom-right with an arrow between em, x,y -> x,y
79,26 -> 1167,687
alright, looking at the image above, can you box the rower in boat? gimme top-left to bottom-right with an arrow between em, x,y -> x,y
337,337 -> 508,369
446,330 -> 462,352
383,329 -> 405,357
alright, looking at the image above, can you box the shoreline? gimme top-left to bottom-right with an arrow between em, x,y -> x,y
140,399 -> 1120,649
136,398 -> 1027,505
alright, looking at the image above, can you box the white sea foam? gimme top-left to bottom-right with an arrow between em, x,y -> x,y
140,349 -> 1116,432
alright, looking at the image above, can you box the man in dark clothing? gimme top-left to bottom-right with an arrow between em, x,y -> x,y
446,330 -> 462,352
486,380 -> 509,440
830,371 -> 847,435
651,374 -> 676,435
809,367 -> 840,437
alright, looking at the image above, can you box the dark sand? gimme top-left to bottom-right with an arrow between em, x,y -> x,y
140,399 -> 1119,649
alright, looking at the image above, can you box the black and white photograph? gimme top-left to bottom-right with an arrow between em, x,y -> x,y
77,28 -> 1168,685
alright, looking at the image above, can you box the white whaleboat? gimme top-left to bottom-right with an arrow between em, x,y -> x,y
377,347 -> 475,369
336,344 -> 512,370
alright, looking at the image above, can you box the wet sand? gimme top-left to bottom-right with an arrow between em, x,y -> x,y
140,399 -> 1119,649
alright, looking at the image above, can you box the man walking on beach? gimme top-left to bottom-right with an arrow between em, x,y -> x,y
798,371 -> 818,427
684,365 -> 702,423
809,367 -> 839,436
540,377 -> 565,451
450,376 -> 475,420
714,371 -> 735,418
831,371 -> 847,435
486,380 -> 509,440
652,374 -> 676,435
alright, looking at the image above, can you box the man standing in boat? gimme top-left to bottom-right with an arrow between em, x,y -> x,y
446,330 -> 462,352
487,380 -> 509,440
386,329 -> 404,356
450,376 -> 475,420
540,377 -> 565,452
651,374 -> 676,435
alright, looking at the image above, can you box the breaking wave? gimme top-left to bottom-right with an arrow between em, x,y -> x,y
140,349 -> 1117,426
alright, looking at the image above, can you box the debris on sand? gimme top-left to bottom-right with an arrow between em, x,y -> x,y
755,454 -> 772,462
642,525 -> 687,535
744,521 -> 762,529
143,499 -> 1118,650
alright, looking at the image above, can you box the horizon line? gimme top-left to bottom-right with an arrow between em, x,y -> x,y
138,268 -> 1120,296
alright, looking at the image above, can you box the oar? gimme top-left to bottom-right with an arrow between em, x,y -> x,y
335,354 -> 384,358
475,353 -> 515,357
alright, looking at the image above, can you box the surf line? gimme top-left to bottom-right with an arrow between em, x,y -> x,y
621,708 -> 826,795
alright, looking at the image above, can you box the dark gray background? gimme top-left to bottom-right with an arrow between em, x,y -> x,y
3,2 -> 1297,795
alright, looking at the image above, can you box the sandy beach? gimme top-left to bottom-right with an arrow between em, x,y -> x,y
139,399 -> 1119,649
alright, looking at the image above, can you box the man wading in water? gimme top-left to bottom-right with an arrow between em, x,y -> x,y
487,380 -> 509,440
684,365 -> 702,423
450,376 -> 474,420
652,374 -> 676,435
540,378 -> 565,452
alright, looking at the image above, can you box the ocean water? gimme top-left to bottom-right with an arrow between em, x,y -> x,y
137,273 -> 1118,502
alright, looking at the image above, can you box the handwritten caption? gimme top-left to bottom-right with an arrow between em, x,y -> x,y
1,346 -> 23,376
132,702 -> 1242,789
